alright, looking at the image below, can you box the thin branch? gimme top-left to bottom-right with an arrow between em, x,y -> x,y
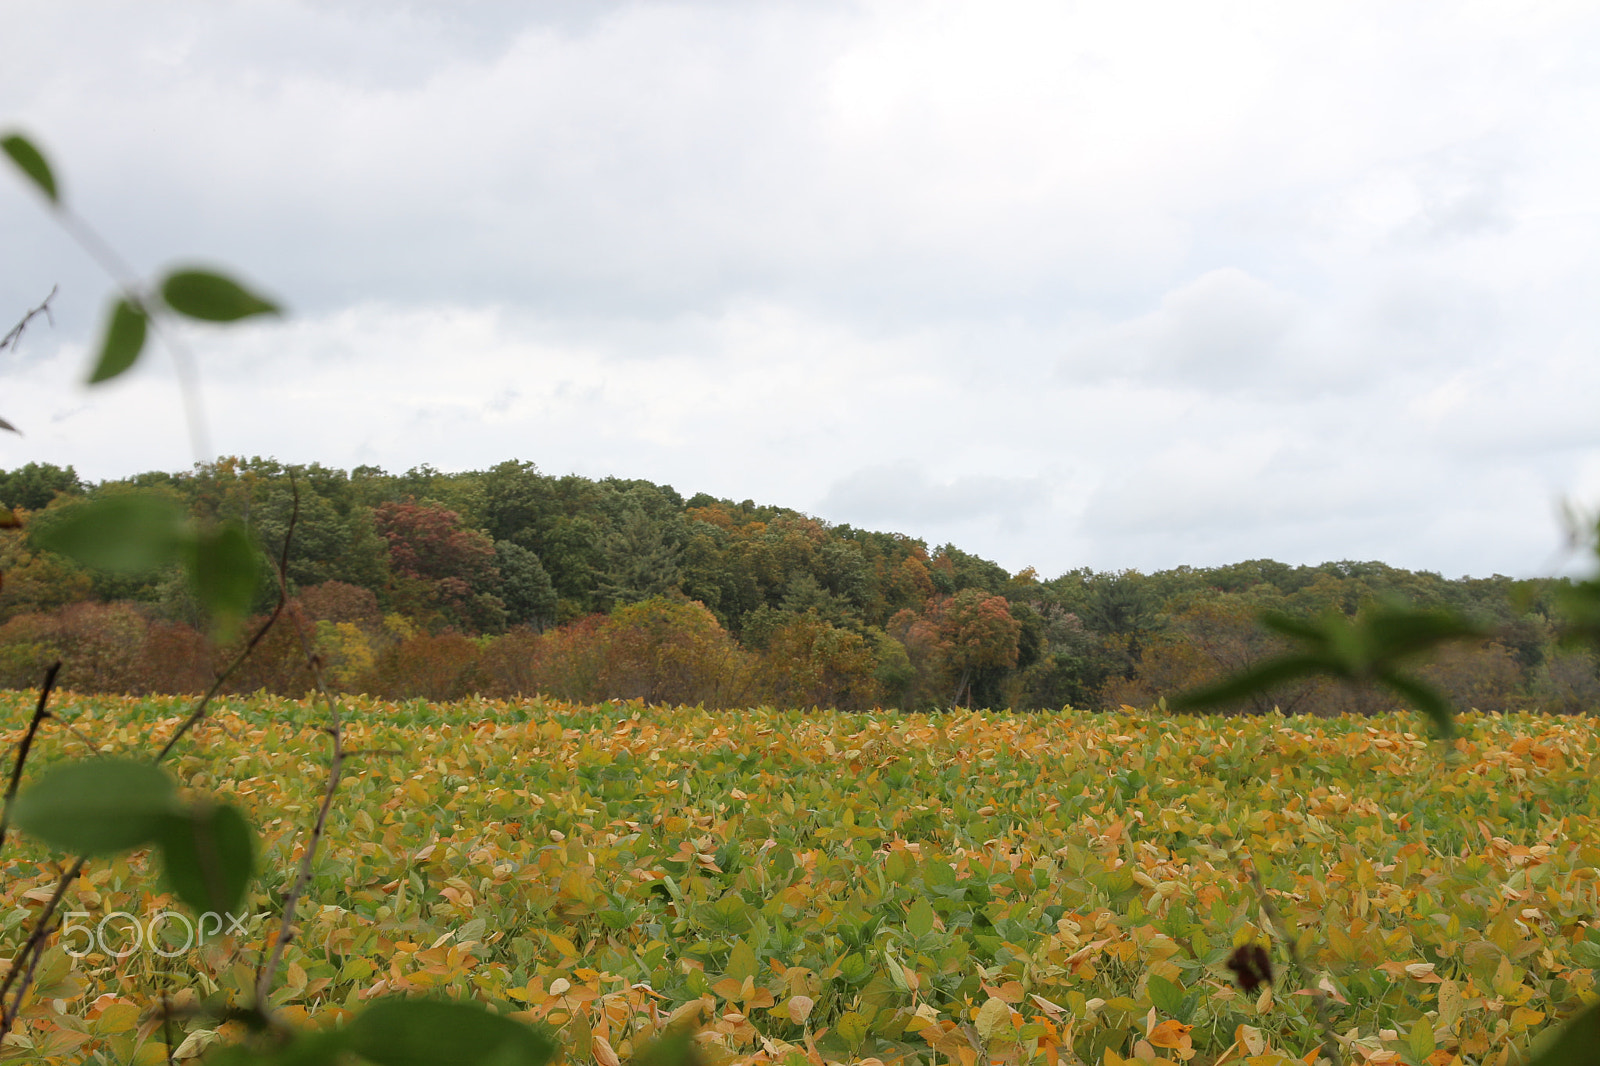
0,286 -> 56,355
162,990 -> 175,1066
154,605 -> 284,764
0,662 -> 61,853
156,490 -> 298,764
0,856 -> 85,1038
254,473 -> 346,1010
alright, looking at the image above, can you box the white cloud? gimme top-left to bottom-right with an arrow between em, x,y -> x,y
819,463 -> 1049,528
5,1 -> 1600,579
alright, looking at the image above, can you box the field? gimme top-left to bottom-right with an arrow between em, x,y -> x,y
0,694 -> 1596,1066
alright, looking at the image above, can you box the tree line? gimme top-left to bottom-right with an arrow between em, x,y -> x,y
0,457 -> 1592,713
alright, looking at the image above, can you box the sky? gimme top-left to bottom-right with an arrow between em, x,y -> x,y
4,1 -> 1600,581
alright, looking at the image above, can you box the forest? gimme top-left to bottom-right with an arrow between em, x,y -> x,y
0,456 -> 1590,716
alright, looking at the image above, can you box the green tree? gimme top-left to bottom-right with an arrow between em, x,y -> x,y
597,507 -> 682,609
0,462 -> 83,511
495,539 -> 558,630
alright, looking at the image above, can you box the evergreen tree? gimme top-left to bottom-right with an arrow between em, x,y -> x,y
494,540 -> 558,630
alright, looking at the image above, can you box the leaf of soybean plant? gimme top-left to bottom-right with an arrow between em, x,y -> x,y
1147,973 -> 1184,1017
88,298 -> 149,384
11,759 -> 177,855
33,493 -> 188,573
344,999 -> 555,1066
157,802 -> 256,919
185,522 -> 260,628
1526,1002 -> 1600,1066
160,269 -> 280,322
1,132 -> 58,203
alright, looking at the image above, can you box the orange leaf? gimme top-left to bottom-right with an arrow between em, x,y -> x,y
1149,1020 -> 1193,1050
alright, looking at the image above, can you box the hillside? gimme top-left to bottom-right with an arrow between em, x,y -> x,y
0,458 -> 1589,714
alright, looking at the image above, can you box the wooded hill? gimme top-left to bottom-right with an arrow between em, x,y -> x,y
0,457 -> 1590,714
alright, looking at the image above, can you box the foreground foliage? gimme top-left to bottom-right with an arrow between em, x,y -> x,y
0,694 -> 1594,1065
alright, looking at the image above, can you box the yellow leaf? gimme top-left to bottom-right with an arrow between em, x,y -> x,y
1436,979 -> 1462,1030
593,1035 -> 621,1066
975,996 -> 1014,1042
1510,1006 -> 1545,1029
93,1002 -> 141,1035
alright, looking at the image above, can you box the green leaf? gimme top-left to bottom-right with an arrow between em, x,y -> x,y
161,269 -> 280,322
33,493 -> 188,573
186,521 -> 261,628
1556,579 -> 1600,646
1257,613 -> 1325,642
1146,974 -> 1184,1016
1173,600 -> 1485,738
1527,1002 -> 1600,1066
1169,655 -> 1329,711
1,133 -> 58,203
632,1028 -> 703,1066
157,802 -> 256,918
88,298 -> 148,384
1377,669 -> 1455,740
1363,605 -> 1488,660
344,999 -> 555,1066
197,1030 -> 348,1066
906,897 -> 936,938
11,759 -> 177,855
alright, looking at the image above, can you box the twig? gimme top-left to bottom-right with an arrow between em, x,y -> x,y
0,662 -> 61,853
162,990 -> 175,1066
0,909 -> 57,1034
0,286 -> 56,355
0,856 -> 85,1037
56,716 -> 105,758
155,488 -> 298,764
254,474 -> 347,1009
154,607 -> 284,764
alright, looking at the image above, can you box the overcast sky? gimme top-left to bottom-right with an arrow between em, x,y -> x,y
5,1 -> 1600,580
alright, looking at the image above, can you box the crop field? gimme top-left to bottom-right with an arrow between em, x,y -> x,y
0,694 -> 1596,1066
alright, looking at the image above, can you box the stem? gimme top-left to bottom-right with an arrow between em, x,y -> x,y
0,286 -> 57,355
0,856 -> 86,1039
154,604 -> 284,764
156,479 -> 298,764
0,662 -> 61,853
254,474 -> 346,1010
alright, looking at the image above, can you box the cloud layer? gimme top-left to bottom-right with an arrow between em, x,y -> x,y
5,1 -> 1600,579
